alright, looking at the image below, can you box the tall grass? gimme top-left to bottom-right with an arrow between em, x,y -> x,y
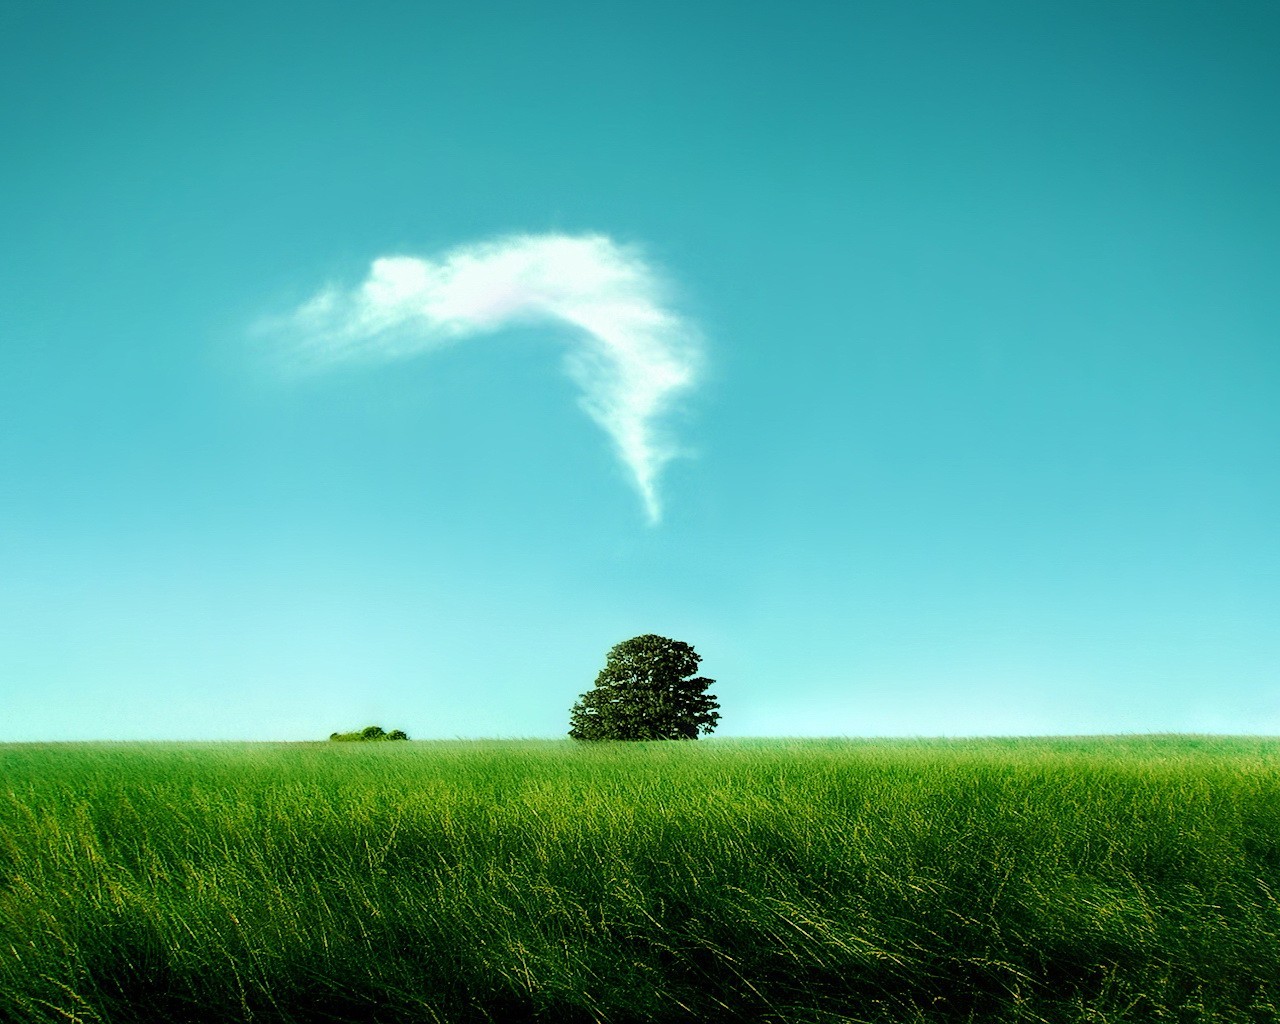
1,737 -> 1278,1022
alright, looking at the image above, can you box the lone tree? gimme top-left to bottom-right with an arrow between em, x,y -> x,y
569,634 -> 720,741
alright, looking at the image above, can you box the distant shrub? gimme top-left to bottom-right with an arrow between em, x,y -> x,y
328,726 -> 409,742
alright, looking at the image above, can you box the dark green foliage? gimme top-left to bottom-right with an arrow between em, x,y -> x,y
328,725 -> 409,741
568,634 -> 721,740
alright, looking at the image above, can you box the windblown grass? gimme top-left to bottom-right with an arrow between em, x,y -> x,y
1,736 -> 1278,1022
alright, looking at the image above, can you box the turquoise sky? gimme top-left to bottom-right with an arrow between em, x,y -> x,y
2,1 -> 1277,741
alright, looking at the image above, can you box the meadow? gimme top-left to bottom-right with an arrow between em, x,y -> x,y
1,736 -> 1278,1023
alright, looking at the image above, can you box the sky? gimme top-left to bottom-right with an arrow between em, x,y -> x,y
1,1 -> 1277,741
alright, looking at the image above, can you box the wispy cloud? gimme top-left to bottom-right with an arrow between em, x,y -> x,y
259,233 -> 701,523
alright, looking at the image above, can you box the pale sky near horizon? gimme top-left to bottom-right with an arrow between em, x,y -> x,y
2,1 -> 1277,741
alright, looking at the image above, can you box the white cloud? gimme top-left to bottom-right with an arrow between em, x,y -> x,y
260,234 -> 701,523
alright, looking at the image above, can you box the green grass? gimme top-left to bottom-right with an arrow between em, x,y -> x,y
2,736 -> 1279,1022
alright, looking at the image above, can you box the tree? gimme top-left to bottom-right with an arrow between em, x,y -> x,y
328,725 -> 410,741
568,634 -> 720,741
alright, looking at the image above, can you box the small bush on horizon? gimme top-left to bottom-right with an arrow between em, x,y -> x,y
328,725 -> 409,741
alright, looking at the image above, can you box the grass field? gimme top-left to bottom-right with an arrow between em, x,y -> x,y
2,736 -> 1278,1023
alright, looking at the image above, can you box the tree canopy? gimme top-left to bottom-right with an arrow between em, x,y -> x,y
568,634 -> 720,741
329,726 -> 409,742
